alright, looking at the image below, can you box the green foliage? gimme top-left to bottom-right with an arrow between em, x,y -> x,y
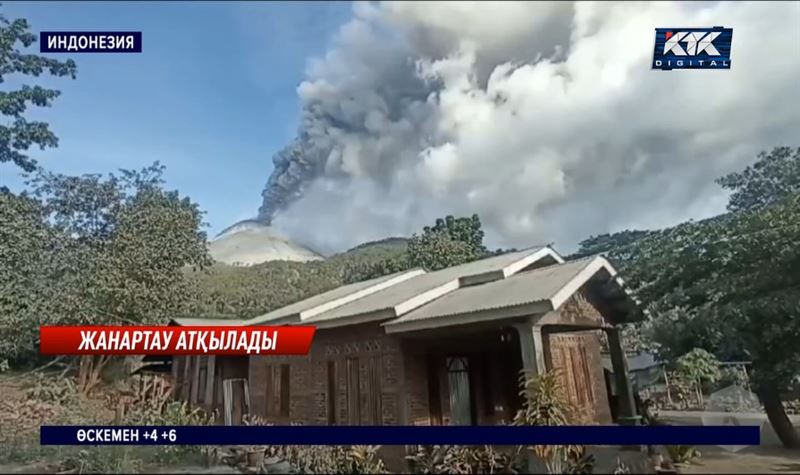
571,229 -> 654,260
0,10 -> 77,173
24,372 -> 78,404
58,446 -> 143,474
329,239 -> 412,284
339,445 -> 388,474
124,400 -> 212,426
259,444 -> 388,474
717,365 -> 750,389
579,146 -> 800,447
675,349 -> 721,386
184,214 -> 487,320
716,146 -> 800,213
120,400 -> 213,465
513,370 -> 575,427
624,193 -> 800,387
572,147 -> 800,393
408,214 -> 487,271
405,445 -> 519,474
345,237 -> 408,254
0,191 -> 61,360
513,371 -> 593,474
0,163 -> 212,363
185,260 -> 343,319
665,445 -> 700,465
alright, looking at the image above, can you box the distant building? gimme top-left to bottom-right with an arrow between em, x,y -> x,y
603,352 -> 662,392
171,246 -> 643,426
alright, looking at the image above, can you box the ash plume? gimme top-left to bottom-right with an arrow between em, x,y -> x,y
258,1 -> 800,254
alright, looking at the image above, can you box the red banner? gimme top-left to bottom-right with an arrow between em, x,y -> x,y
39,325 -> 316,356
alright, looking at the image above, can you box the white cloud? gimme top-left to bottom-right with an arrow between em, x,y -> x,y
266,1 -> 800,254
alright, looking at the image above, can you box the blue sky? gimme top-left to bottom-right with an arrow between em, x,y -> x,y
0,1 -> 353,237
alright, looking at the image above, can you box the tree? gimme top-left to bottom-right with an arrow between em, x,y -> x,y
571,229 -> 654,260
716,146 -> 800,213
0,10 -> 76,174
407,214 -> 488,271
623,192 -> 800,447
182,215 -> 490,321
0,163 -> 212,392
0,190 -> 63,361
608,146 -> 800,448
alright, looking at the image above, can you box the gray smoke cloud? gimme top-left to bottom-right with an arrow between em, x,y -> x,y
259,1 -> 800,255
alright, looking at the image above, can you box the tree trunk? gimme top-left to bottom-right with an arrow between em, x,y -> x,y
664,369 -> 673,405
757,383 -> 800,449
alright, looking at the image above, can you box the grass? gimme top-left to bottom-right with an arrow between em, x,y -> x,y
0,372 -> 215,473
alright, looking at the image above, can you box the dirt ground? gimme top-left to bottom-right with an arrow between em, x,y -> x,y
679,446 -> 800,474
660,410 -> 800,474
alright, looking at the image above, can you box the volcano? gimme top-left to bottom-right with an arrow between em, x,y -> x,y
208,220 -> 324,266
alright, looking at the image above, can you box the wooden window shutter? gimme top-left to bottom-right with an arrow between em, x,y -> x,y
579,346 -> 595,404
365,356 -> 382,425
264,364 -> 273,418
279,364 -> 291,418
561,347 -> 578,406
327,361 -> 337,425
346,358 -> 360,425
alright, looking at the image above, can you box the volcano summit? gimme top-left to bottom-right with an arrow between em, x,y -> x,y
208,220 -> 324,266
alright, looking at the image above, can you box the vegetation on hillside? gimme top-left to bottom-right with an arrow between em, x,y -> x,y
184,214 -> 496,320
570,146 -> 800,448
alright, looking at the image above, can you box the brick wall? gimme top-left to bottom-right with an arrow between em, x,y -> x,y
249,322 -> 404,425
402,344 -> 432,426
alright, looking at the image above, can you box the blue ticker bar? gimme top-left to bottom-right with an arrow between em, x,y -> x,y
40,425 -> 761,446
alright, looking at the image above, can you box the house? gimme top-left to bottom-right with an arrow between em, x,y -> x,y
603,352 -> 662,393
171,246 -> 643,427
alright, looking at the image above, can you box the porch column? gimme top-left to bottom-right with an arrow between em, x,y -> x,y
605,326 -> 640,425
514,322 -> 546,376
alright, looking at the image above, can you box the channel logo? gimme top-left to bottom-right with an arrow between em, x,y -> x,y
652,27 -> 732,70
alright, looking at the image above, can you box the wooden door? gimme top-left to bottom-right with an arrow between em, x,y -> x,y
549,334 -> 597,420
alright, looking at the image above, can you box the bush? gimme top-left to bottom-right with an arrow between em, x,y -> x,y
123,400 -> 213,465
260,444 -> 387,474
716,366 -> 750,390
513,370 -> 593,474
405,445 -> 519,474
24,372 -> 78,405
666,445 -> 701,465
58,446 -> 143,474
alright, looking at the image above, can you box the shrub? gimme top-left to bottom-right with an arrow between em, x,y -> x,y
123,400 -> 213,465
666,445 -> 701,465
24,372 -> 78,405
58,446 -> 142,474
513,370 -> 593,474
612,457 -> 631,474
258,443 -> 388,474
405,444 -> 519,474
